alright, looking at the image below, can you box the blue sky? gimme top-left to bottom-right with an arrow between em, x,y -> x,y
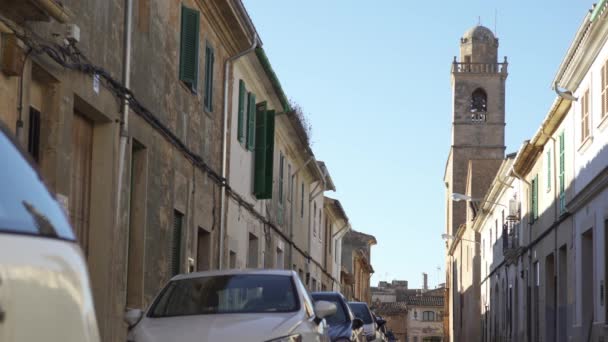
242,0 -> 591,288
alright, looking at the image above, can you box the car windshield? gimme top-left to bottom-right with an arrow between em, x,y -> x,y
349,302 -> 373,324
149,274 -> 299,317
311,294 -> 347,325
0,127 -> 74,240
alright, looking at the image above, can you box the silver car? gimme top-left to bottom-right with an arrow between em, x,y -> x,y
126,269 -> 336,342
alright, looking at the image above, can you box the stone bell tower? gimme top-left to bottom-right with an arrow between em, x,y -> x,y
444,25 -> 507,236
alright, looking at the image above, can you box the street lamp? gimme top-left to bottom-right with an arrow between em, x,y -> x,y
441,233 -> 480,245
451,192 -> 506,208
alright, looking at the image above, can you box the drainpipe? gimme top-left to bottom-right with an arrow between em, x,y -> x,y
218,35 -> 259,270
287,155 -> 314,269
115,0 -> 133,250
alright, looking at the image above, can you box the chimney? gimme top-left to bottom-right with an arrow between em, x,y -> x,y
423,272 -> 428,291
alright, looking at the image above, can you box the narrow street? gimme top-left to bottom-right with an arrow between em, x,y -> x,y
0,1 -> 606,342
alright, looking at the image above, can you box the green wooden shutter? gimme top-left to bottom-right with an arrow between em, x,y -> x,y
246,92 -> 256,150
546,150 -> 551,191
559,132 -> 565,213
237,80 -> 246,143
204,45 -> 214,111
531,175 -> 538,222
264,110 -> 275,198
171,210 -> 184,276
254,102 -> 268,197
179,6 -> 200,90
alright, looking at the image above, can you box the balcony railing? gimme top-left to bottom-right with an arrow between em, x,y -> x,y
452,61 -> 508,74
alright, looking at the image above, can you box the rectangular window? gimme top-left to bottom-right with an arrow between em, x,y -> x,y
253,102 -> 275,199
179,6 -> 200,91
197,227 -> 211,271
276,248 -> 284,269
559,132 -> 566,213
246,92 -> 256,150
546,149 -> 551,191
171,210 -> 184,276
28,107 -> 41,163
581,89 -> 590,142
602,60 -> 608,118
531,175 -> 539,223
247,233 -> 259,268
203,44 -> 214,111
237,80 -> 246,143
27,107 -> 40,163
301,182 -> 305,218
229,251 -> 236,269
278,152 -> 285,224
279,153 -> 285,203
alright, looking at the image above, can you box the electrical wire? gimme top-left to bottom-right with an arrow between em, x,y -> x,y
3,18 -> 338,282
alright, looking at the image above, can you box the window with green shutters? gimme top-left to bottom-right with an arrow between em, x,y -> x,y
171,210 -> 184,276
559,132 -> 566,213
253,102 -> 275,199
531,175 -> 539,223
278,153 -> 285,224
203,44 -> 214,111
546,150 -> 551,192
179,6 -> 200,92
246,92 -> 256,150
237,80 -> 246,143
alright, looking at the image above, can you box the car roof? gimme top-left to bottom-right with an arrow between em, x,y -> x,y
348,301 -> 368,305
311,291 -> 342,296
171,268 -> 297,280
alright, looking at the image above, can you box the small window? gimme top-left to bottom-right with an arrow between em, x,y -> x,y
247,233 -> 259,268
237,80 -> 246,143
581,89 -> 591,142
179,6 -> 200,91
171,210 -> 184,276
28,107 -> 41,163
313,202 -> 317,237
470,88 -> 487,113
546,149 -> 551,192
301,182 -> 305,218
423,311 -> 435,321
602,60 -> 608,118
203,44 -> 215,111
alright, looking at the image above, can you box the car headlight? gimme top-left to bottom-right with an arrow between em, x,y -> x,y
266,334 -> 302,342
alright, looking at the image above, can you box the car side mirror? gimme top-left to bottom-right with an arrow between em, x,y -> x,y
314,300 -> 337,320
377,318 -> 387,327
124,308 -> 143,327
352,317 -> 364,330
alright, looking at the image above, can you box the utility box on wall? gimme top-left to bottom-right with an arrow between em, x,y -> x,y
1,33 -> 26,77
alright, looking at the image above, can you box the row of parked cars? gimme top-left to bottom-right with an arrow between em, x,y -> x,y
0,124 -> 395,341
126,269 -> 397,342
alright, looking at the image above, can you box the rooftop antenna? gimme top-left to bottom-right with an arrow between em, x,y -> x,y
478,16 -> 481,25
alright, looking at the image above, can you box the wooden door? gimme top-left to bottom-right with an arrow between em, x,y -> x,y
70,111 -> 93,255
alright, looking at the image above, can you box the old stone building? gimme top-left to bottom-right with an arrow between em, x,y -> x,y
373,302 -> 409,342
341,229 -> 377,303
0,1 -> 356,341
443,24 -> 507,342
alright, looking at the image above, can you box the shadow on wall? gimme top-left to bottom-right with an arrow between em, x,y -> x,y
485,141 -> 608,342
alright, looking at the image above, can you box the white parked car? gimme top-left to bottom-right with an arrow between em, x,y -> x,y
0,124 -> 100,341
126,269 -> 337,342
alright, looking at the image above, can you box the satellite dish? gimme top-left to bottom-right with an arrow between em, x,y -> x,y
554,82 -> 578,101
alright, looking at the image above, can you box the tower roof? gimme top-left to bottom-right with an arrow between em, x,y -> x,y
462,25 -> 496,42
